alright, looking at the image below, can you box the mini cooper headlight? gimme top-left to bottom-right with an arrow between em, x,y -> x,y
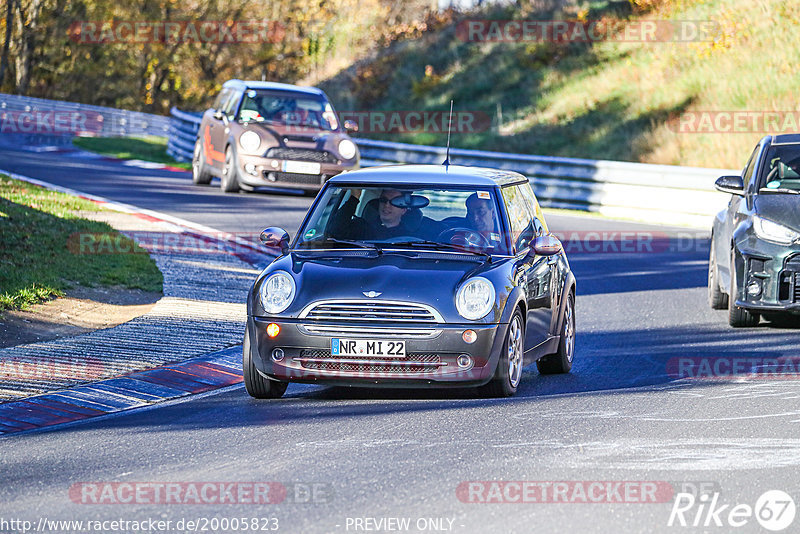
455,277 -> 495,320
259,271 -> 296,314
753,216 -> 800,245
338,139 -> 357,160
239,130 -> 262,154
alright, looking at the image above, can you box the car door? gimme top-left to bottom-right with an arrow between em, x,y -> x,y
502,183 -> 554,354
202,89 -> 235,173
718,143 -> 761,288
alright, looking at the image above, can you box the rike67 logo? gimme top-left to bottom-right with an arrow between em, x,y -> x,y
668,490 -> 795,531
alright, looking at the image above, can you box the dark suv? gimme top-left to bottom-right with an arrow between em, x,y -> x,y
709,134 -> 800,326
192,80 -> 360,193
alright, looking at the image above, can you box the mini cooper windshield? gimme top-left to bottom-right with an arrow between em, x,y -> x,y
237,89 -> 338,130
295,186 -> 511,255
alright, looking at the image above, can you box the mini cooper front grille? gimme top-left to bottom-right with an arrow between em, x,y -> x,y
300,300 -> 442,323
299,349 -> 440,363
265,171 -> 322,184
266,148 -> 338,163
299,324 -> 440,338
301,361 -> 432,374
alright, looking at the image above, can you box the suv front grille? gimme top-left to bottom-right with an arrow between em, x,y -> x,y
266,148 -> 338,163
300,300 -> 442,323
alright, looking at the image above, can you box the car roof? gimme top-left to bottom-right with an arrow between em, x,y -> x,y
771,133 -> 800,146
328,164 -> 529,187
222,79 -> 325,97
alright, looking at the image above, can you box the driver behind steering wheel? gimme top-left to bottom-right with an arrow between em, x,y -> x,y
465,192 -> 500,243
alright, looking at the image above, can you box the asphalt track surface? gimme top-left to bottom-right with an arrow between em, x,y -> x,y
2,138 -> 800,533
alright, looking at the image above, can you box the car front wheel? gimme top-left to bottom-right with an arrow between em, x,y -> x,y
220,146 -> 241,193
243,328 -> 287,399
479,309 -> 524,398
728,250 -> 759,327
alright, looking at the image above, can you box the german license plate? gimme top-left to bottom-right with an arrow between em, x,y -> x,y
331,338 -> 405,358
282,160 -> 321,174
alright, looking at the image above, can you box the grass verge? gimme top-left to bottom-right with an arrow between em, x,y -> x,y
72,136 -> 191,170
0,176 -> 163,312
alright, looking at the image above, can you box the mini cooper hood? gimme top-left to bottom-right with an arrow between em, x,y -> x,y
264,252 -> 512,320
245,122 -> 340,145
754,194 -> 800,231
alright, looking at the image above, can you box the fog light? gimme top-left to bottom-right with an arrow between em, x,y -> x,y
457,354 -> 472,368
271,348 -> 284,362
747,280 -> 762,297
244,163 -> 257,175
462,329 -> 477,344
266,323 -> 281,337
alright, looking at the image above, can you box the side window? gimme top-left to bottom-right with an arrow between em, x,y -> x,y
213,89 -> 231,111
742,145 -> 760,191
222,91 -> 241,120
518,181 -> 548,236
501,184 -> 535,253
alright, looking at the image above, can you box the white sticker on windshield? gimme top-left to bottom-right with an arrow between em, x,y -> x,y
477,191 -> 491,199
490,233 -> 500,241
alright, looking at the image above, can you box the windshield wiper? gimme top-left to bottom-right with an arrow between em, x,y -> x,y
388,240 -> 491,260
313,237 -> 383,253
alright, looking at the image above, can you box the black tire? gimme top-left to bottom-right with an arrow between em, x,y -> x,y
479,309 -> 524,398
537,291 -> 575,375
708,239 -> 728,309
728,250 -> 759,327
192,142 -> 212,185
220,145 -> 240,193
243,328 -> 287,399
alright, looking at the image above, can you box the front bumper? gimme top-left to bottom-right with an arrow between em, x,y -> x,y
247,317 -> 507,388
736,249 -> 800,314
237,153 -> 358,190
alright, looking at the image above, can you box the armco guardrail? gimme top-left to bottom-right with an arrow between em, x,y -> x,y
168,106 -> 735,227
0,93 -> 170,139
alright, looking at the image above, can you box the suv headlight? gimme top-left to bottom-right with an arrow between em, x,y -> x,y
338,139 -> 357,160
455,277 -> 495,320
239,130 -> 262,154
753,216 -> 800,245
259,271 -> 296,314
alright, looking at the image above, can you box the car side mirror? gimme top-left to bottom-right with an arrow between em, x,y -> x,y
260,227 -> 290,254
715,175 -> 745,196
343,120 -> 359,134
531,234 -> 562,256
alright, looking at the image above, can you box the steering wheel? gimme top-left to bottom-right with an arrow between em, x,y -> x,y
437,227 -> 492,249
